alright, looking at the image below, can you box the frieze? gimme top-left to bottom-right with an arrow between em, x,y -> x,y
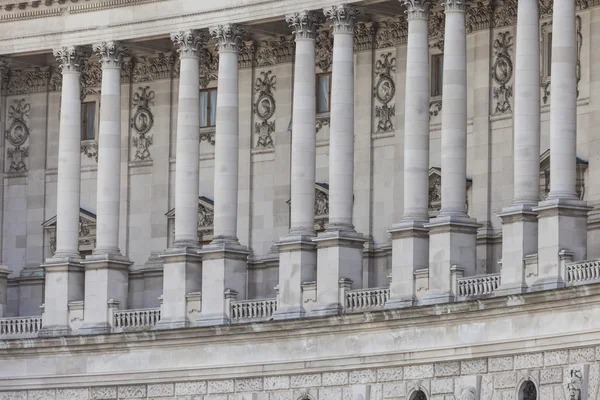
5,99 -> 30,173
131,86 -> 155,161
493,0 -> 517,28
7,66 -> 50,95
491,31 -> 514,114
466,1 -> 492,33
315,30 -> 333,72
81,141 -> 98,163
428,8 -> 445,41
133,52 -> 176,83
375,19 -> 408,49
238,40 -> 256,69
253,70 -> 276,148
255,36 -> 295,67
353,22 -> 375,51
198,47 -> 219,88
324,4 -> 361,35
82,56 -> 102,89
316,115 -> 330,133
373,52 -> 396,133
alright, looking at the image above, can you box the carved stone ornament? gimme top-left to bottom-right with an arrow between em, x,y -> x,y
5,99 -> 30,173
492,0 -> 517,28
131,86 -> 155,161
314,183 -> 329,232
210,24 -> 244,52
238,40 -> 256,68
316,115 -> 330,133
428,8 -> 445,40
53,46 -> 86,73
254,70 -> 276,148
429,168 -> 442,212
467,1 -> 492,33
200,130 -> 215,146
567,367 -> 583,400
374,53 -> 396,133
171,30 -> 205,57
198,47 -> 219,88
166,197 -> 215,242
82,56 -> 102,89
491,31 -> 513,114
286,11 -> 322,40
402,0 -> 431,20
460,386 -> 476,400
324,4 -> 361,34
7,66 -> 50,95
44,209 -> 96,255
93,41 -> 127,69
316,30 -> 334,72
256,36 -> 295,66
443,0 -> 467,12
133,52 -> 176,83
429,100 -> 442,117
81,141 -> 98,163
375,19 -> 408,49
353,22 -> 376,51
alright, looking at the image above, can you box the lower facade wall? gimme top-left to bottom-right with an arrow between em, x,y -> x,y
0,347 -> 598,400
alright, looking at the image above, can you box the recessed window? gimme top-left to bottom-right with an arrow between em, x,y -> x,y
431,54 -> 444,97
81,101 -> 97,141
547,32 -> 553,78
316,72 -> 331,114
199,88 -> 217,128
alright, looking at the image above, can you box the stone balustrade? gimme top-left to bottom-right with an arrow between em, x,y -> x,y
345,287 -> 390,312
230,298 -> 278,323
0,316 -> 42,338
457,274 -> 501,298
113,308 -> 161,331
566,259 -> 600,285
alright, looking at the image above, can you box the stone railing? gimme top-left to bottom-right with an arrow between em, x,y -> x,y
113,308 -> 161,330
346,287 -> 390,312
230,298 -> 278,323
566,259 -> 600,285
457,274 -> 501,298
0,316 -> 42,338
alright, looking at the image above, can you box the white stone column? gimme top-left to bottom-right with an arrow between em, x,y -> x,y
157,31 -> 204,329
312,4 -> 366,317
197,24 -> 249,327
498,0 -> 540,295
80,42 -> 132,334
423,0 -> 479,305
0,266 -> 10,317
534,0 -> 590,290
387,0 -> 431,309
273,11 -> 321,320
40,47 -> 86,336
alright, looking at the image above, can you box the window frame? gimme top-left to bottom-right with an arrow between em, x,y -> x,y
80,98 -> 100,142
316,72 -> 332,115
430,53 -> 444,98
199,87 -> 218,129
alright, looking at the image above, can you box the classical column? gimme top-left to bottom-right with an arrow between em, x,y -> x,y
273,10 -> 321,320
534,0 -> 590,289
423,0 -> 479,305
497,0 -> 540,295
312,4 -> 366,317
197,24 -> 250,326
39,47 -> 86,336
157,30 -> 204,329
79,42 -> 133,334
386,0 -> 431,309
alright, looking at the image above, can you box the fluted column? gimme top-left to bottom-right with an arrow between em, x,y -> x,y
534,0 -> 590,290
273,11 -> 321,320
423,0 -> 479,305
387,0 -> 431,309
157,30 -> 204,330
498,0 -> 540,295
40,47 -> 86,336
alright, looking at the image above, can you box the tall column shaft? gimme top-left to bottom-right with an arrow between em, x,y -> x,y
548,0 -> 578,199
328,29 -> 355,229
439,4 -> 468,216
289,38 -> 317,235
94,42 -> 126,254
173,32 -> 203,247
213,41 -> 240,241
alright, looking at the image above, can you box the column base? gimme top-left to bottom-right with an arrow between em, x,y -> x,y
156,246 -> 202,330
272,234 -> 316,321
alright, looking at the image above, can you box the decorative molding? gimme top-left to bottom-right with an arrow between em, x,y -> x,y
198,47 -> 219,88
286,11 -> 321,40
314,183 -> 329,232
402,0 -> 432,20
131,86 -> 155,161
171,30 -> 205,58
315,30 -> 333,72
466,1 -> 492,33
238,40 -> 256,69
81,141 -> 98,163
6,66 -> 50,95
167,197 -> 215,243
353,22 -> 375,51
491,31 -> 514,115
324,4 -> 361,35
443,0 -> 468,12
53,46 -> 86,74
493,0 -> 517,28
210,24 -> 244,53
5,99 -> 30,173
81,56 -> 102,96
199,130 -> 215,146
255,36 -> 295,66
316,115 -> 330,133
121,56 -> 133,83
43,209 -> 97,255
375,19 -> 408,49
373,52 -> 396,133
428,8 -> 445,41
254,70 -> 276,148
93,41 -> 127,69
429,99 -> 442,117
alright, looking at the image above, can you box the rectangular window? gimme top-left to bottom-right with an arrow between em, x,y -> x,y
431,54 -> 444,97
547,32 -> 553,77
316,73 -> 331,114
81,101 -> 96,141
200,88 -> 217,128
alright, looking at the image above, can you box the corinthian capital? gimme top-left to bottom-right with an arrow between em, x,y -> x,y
171,30 -> 205,57
286,11 -> 322,40
53,46 -> 86,73
442,0 -> 467,12
93,41 -> 127,69
210,24 -> 244,53
402,0 -> 431,20
324,4 -> 362,34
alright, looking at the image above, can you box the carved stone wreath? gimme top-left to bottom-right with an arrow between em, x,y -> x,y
316,30 -> 333,72
5,99 -> 31,173
491,31 -> 513,114
374,52 -> 396,133
254,70 -> 276,148
131,86 -> 155,161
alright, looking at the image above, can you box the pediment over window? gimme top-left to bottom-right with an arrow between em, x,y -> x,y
539,150 -> 587,201
42,208 -> 96,255
428,168 -> 472,217
166,196 -> 214,243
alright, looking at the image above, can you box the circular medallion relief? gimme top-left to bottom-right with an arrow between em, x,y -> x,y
375,74 -> 395,104
5,120 -> 29,146
255,94 -> 275,121
132,107 -> 154,135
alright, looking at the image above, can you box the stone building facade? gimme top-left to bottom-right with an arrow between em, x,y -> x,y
1,0 -> 600,399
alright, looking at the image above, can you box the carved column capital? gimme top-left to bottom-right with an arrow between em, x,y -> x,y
443,0 -> 467,12
171,30 -> 205,58
93,41 -> 127,69
286,10 -> 322,40
53,46 -> 86,74
210,24 -> 244,53
324,4 -> 361,34
402,0 -> 432,20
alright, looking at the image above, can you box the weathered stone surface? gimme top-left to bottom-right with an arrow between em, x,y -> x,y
460,359 -> 487,374
434,362 -> 460,377
540,367 -> 563,384
377,367 -> 403,382
236,378 -> 263,392
174,381 -> 207,395
404,364 -> 434,380
569,347 -> 595,363
488,356 -> 513,372
431,378 -> 454,394
494,372 -> 516,389
117,386 -> 146,399
90,387 -> 117,400
322,372 -> 349,386
349,369 -> 377,384
514,353 -> 543,369
544,350 -> 569,366
207,380 -> 234,394
264,376 -> 291,391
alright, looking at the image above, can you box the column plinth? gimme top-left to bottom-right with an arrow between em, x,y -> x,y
273,11 -> 321,321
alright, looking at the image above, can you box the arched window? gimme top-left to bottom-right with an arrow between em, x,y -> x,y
410,390 -> 427,400
520,381 -> 537,400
